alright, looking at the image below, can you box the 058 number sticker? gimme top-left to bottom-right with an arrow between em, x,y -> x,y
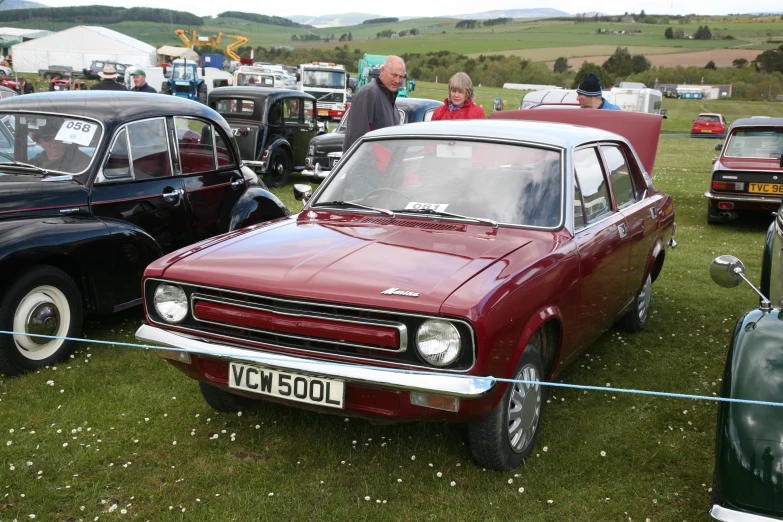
54,119 -> 98,146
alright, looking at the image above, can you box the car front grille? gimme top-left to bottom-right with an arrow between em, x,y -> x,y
144,279 -> 476,372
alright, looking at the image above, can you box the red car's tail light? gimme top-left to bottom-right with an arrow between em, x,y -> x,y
712,181 -> 745,191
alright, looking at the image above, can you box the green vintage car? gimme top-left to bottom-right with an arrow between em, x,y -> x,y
709,227 -> 783,520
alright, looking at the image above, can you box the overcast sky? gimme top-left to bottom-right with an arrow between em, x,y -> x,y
35,0 -> 783,18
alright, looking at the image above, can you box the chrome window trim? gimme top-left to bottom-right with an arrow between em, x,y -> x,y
144,277 -> 477,373
173,116 -> 217,175
97,116 -> 174,183
190,293 -> 409,353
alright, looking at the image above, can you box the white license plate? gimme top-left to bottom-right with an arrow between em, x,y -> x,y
228,362 -> 345,409
329,157 -> 338,167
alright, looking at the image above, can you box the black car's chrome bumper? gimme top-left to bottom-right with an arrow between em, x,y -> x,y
135,324 -> 495,399
710,504 -> 782,522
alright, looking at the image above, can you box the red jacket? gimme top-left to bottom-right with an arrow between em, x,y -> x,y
431,98 -> 487,120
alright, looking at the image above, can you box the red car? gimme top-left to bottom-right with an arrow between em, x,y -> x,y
136,110 -> 676,470
691,113 -> 728,138
706,117 -> 783,223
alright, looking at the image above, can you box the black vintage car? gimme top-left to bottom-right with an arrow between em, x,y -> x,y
302,97 -> 443,180
208,87 -> 319,188
0,91 -> 290,375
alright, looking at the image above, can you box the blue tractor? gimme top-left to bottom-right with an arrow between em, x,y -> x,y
161,59 -> 207,104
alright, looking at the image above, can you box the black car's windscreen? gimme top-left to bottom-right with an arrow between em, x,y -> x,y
315,139 -> 563,228
725,129 -> 783,159
0,113 -> 102,176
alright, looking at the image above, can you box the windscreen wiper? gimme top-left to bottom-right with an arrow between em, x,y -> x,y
0,160 -> 48,174
390,207 -> 498,228
311,200 -> 394,216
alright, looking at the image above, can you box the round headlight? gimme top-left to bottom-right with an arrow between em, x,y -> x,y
416,320 -> 461,367
153,284 -> 188,323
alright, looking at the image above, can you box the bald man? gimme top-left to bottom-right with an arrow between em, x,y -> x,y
343,55 -> 406,152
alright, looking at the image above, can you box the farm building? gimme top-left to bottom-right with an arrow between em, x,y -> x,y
0,27 -> 52,56
11,26 -> 156,73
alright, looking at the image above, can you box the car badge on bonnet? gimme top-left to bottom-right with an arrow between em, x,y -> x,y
381,287 -> 420,297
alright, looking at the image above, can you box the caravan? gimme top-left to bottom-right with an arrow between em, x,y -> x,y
520,87 -> 663,115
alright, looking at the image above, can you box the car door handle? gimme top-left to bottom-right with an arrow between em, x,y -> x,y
162,188 -> 184,203
231,178 -> 244,190
648,208 -> 657,220
618,223 -> 627,239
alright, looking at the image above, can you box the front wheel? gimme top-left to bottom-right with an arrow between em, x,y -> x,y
263,149 -> 290,188
0,266 -> 83,376
199,382 -> 255,412
161,81 -> 172,95
468,340 -> 545,470
620,273 -> 651,333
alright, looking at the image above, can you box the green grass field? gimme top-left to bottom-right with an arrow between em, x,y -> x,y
0,128 -> 774,520
9,16 -> 783,61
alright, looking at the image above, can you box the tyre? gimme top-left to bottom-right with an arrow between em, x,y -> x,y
620,273 -> 652,333
43,73 -> 52,80
161,81 -> 172,95
468,339 -> 545,470
263,149 -> 290,188
52,74 -> 61,81
197,82 -> 207,104
0,266 -> 83,376
199,382 -> 255,412
711,469 -> 722,506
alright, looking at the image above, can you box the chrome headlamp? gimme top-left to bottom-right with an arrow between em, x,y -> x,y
416,320 -> 461,367
153,283 -> 188,323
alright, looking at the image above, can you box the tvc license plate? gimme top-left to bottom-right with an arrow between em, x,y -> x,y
749,183 -> 783,194
228,362 -> 344,409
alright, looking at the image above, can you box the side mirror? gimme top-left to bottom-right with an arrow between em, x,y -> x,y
711,254 -> 772,310
714,143 -> 723,151
710,255 -> 744,288
163,69 -> 171,79
293,183 -> 312,202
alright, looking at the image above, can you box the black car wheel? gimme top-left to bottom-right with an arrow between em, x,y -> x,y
264,149 -> 290,188
161,82 -> 172,95
468,339 -> 545,470
0,266 -> 83,376
199,382 -> 255,412
197,82 -> 207,104
620,273 -> 651,333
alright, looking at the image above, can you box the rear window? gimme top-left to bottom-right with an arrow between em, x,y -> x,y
214,98 -> 260,116
725,129 -> 783,159
696,115 -> 721,123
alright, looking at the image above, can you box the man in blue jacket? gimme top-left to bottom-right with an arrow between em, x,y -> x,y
576,72 -> 621,110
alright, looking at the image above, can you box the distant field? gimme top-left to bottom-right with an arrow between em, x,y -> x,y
545,48 -> 767,70
9,17 -> 781,61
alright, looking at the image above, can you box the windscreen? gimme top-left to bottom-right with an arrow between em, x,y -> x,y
314,138 -> 563,228
0,113 -> 102,176
303,69 -> 346,90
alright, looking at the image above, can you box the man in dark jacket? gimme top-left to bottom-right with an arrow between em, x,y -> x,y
343,55 -> 405,152
90,64 -> 127,91
129,68 -> 157,93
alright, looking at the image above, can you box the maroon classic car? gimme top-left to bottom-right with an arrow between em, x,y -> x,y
706,117 -> 783,223
136,111 -> 675,470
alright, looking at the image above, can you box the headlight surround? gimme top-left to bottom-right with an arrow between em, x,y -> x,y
153,284 -> 188,323
416,320 -> 461,367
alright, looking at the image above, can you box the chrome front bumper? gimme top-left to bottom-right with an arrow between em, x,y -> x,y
300,168 -> 330,179
710,504 -> 782,522
135,324 -> 495,399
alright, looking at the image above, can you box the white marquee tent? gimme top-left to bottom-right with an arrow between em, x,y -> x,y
11,26 -> 156,73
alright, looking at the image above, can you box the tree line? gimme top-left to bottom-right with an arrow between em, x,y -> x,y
362,18 -> 399,24
0,6 -> 203,25
216,11 -> 307,28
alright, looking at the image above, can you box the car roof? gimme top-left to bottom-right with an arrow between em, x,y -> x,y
209,87 -> 316,101
395,98 -> 443,110
729,117 -> 783,130
365,119 -> 627,150
0,91 -> 233,136
697,113 -> 722,117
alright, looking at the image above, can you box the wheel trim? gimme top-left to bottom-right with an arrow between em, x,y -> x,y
12,285 -> 71,360
268,153 -> 287,184
507,363 -> 541,453
636,274 -> 652,324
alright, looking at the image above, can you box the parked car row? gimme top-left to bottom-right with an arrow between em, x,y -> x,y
3,88 -> 783,521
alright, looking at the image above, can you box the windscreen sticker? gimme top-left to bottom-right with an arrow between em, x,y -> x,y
405,202 -> 449,212
55,120 -> 97,146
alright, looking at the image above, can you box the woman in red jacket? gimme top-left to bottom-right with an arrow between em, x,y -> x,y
431,72 -> 487,120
